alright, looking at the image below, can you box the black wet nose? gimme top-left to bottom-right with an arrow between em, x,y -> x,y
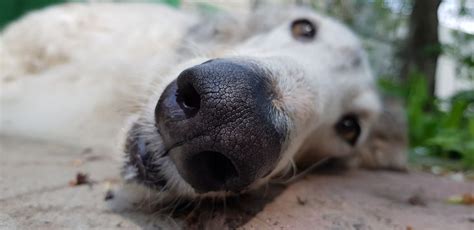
155,59 -> 286,193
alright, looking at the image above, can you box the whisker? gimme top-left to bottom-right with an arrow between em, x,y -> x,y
271,157 -> 330,185
222,195 -> 227,217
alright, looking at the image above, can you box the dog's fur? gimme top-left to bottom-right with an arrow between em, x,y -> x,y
0,2 -> 407,206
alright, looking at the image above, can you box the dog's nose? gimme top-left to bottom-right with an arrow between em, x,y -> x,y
155,59 -> 286,193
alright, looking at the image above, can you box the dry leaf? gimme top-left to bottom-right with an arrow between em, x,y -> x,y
69,172 -> 91,186
447,193 -> 474,205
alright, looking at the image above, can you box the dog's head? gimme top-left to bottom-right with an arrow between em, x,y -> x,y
122,8 -> 381,201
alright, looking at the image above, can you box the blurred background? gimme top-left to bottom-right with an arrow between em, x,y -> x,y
1,0 -> 473,173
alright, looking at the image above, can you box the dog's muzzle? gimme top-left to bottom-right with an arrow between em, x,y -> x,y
154,59 -> 286,193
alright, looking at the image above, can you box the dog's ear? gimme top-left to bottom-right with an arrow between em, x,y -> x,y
351,97 -> 409,171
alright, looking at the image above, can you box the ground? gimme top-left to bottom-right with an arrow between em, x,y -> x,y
0,135 -> 472,229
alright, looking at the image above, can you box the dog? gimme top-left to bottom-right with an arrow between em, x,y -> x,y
0,2 -> 407,207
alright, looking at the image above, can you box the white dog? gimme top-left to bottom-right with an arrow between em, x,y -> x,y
0,2 -> 407,206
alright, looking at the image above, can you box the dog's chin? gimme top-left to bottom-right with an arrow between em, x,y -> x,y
123,131 -> 168,189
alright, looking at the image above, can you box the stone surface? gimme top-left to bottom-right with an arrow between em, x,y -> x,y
0,136 -> 472,229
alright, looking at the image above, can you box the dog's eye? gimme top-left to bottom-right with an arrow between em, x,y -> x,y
291,18 -> 317,41
335,114 -> 361,146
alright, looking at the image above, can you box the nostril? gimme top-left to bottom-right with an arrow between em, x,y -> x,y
187,151 -> 239,192
176,82 -> 200,117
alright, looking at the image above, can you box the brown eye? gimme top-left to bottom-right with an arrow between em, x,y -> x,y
291,18 -> 317,41
335,114 -> 361,146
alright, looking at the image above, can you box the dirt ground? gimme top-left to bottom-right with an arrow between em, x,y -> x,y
0,135 -> 472,230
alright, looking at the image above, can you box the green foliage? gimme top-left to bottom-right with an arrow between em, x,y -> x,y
442,31 -> 474,81
379,75 -> 474,169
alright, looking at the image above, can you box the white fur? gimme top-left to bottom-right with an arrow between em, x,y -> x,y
1,3 -> 383,202
1,3 -> 195,150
